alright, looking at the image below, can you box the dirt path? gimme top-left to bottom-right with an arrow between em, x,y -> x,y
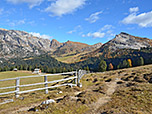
0,79 -> 119,114
88,78 -> 119,114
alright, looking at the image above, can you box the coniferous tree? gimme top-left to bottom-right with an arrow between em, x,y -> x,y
86,66 -> 90,71
19,65 -> 23,70
135,57 -> 144,66
23,64 -> 28,70
52,68 -> 56,74
139,57 -> 144,66
28,65 -> 32,71
98,60 -> 107,72
122,60 -> 129,68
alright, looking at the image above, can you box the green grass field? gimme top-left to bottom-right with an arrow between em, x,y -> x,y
0,70 -> 79,114
0,71 -> 34,79
0,71 -> 72,97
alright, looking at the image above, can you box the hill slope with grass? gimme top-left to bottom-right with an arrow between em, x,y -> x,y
0,65 -> 152,113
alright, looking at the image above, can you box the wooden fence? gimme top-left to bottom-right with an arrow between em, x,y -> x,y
0,70 -> 87,98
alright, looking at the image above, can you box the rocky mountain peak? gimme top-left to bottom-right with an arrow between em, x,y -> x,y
92,43 -> 103,48
109,32 -> 152,50
0,28 -> 8,31
0,28 -> 53,59
120,32 -> 130,36
50,39 -> 62,49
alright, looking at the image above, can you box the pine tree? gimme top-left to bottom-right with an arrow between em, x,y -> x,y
122,60 -> 129,68
86,66 -> 90,71
139,57 -> 144,66
19,65 -> 23,70
52,68 -> 56,74
98,60 -> 107,72
23,64 -> 28,70
117,64 -> 120,69
28,65 -> 32,71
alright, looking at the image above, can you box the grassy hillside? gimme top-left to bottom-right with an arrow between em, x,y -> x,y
0,71 -> 70,103
0,65 -> 152,113
0,71 -> 33,79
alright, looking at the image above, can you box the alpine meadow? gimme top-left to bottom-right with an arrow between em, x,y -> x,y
0,0 -> 152,114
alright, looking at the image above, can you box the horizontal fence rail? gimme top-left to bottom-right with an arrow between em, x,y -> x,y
0,70 -> 87,98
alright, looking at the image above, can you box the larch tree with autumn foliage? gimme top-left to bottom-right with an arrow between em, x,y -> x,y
127,59 -> 132,67
108,63 -> 114,70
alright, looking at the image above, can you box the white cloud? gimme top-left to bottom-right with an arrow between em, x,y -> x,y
85,11 -> 102,23
106,30 -> 115,38
30,32 -> 51,39
129,7 -> 139,13
122,7 -> 152,27
45,0 -> 86,16
99,24 -> 113,31
7,19 -> 26,26
82,32 -> 105,38
82,24 -> 115,39
67,25 -> 82,34
18,20 -> 25,25
6,0 -> 44,8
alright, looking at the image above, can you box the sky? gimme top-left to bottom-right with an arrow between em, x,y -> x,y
0,0 -> 152,45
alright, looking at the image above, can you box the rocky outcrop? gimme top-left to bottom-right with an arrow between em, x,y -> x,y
50,39 -> 62,49
107,32 -> 152,51
0,28 -> 53,59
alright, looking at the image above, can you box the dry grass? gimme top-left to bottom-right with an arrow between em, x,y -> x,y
1,65 -> 152,114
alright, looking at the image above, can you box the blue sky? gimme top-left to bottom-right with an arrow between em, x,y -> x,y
0,0 -> 152,45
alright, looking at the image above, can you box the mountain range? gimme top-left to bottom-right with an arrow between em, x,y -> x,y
0,28 -> 102,60
0,28 -> 152,64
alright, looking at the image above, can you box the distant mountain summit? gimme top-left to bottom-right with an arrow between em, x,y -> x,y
99,32 -> 152,51
53,40 -> 102,56
50,39 -> 62,49
109,32 -> 152,51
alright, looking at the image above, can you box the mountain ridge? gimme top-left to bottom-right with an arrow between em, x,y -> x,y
82,32 -> 152,59
0,28 -> 102,59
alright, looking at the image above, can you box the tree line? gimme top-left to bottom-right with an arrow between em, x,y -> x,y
0,47 -> 152,73
98,57 -> 144,72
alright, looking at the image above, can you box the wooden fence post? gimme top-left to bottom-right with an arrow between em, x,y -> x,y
74,70 -> 77,85
44,76 -> 48,94
77,70 -> 80,85
77,70 -> 84,88
15,78 -> 20,98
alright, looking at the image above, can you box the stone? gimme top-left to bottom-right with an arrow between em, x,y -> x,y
59,91 -> 62,94
78,83 -> 82,88
41,99 -> 55,105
